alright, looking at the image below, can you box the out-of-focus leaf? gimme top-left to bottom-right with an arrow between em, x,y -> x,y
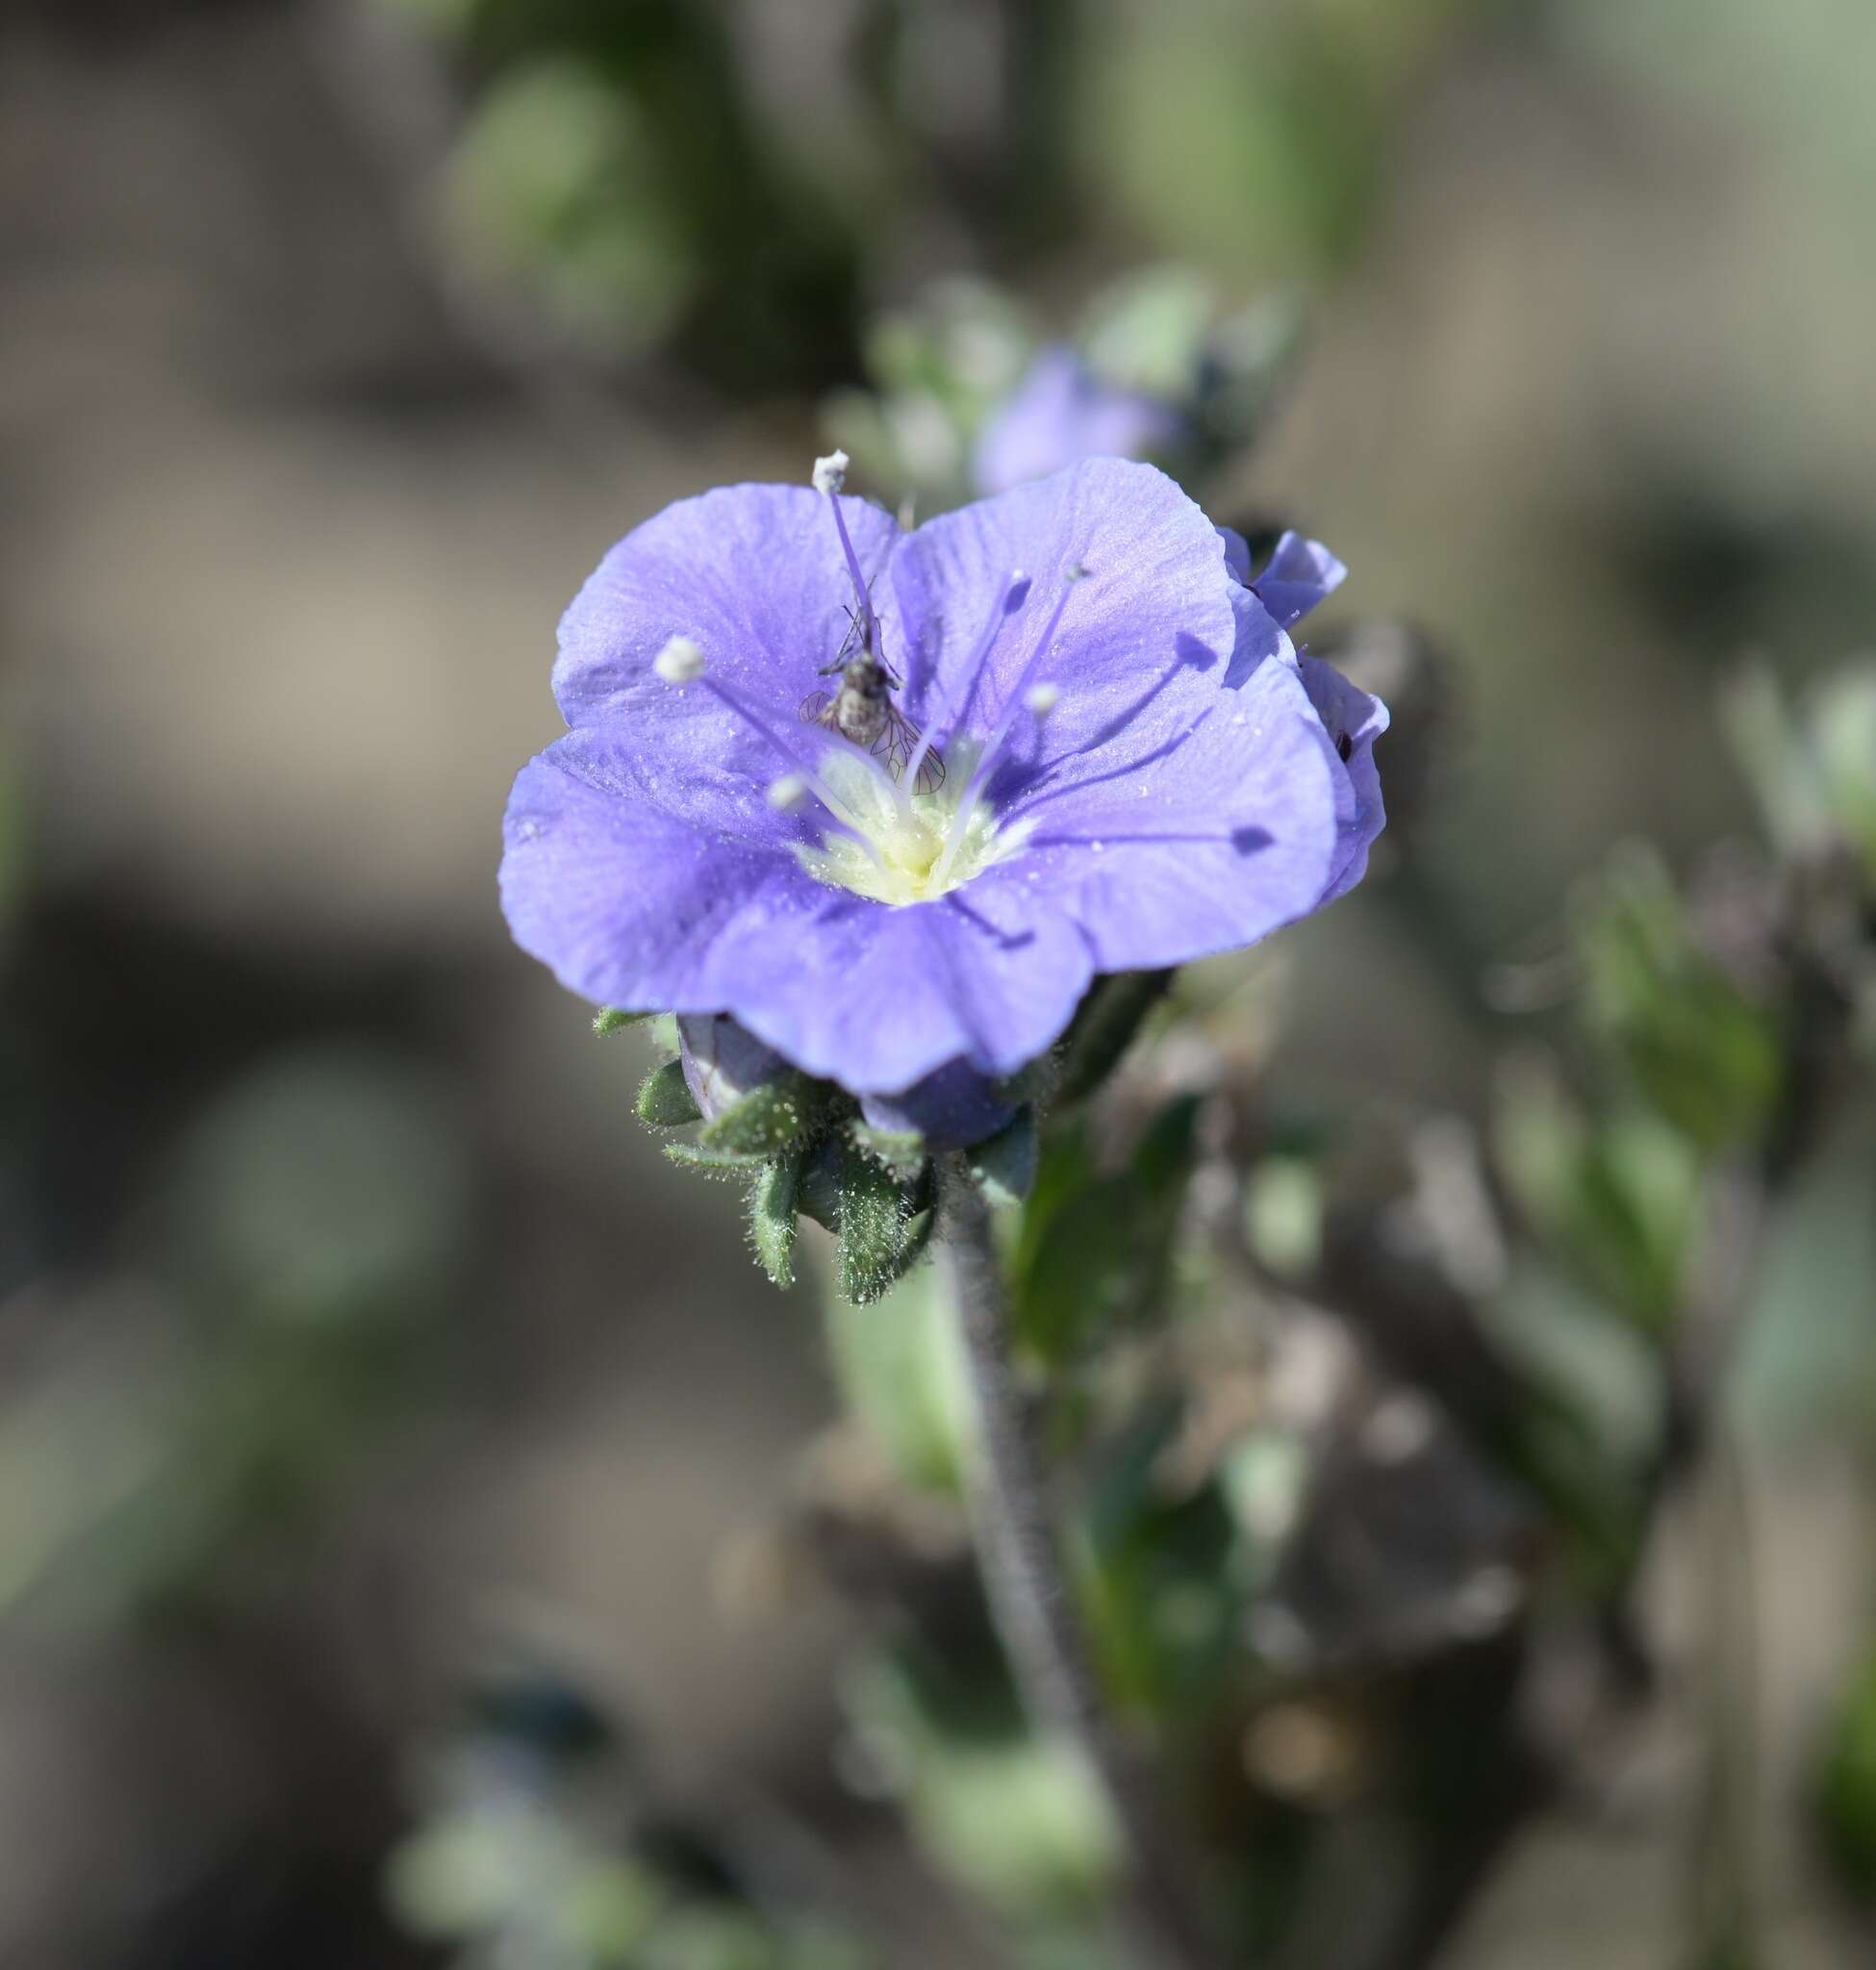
1081,263 -> 1214,397
824,279 -> 1032,507
1720,663 -> 1828,862
841,1647 -> 1118,1921
1050,971 -> 1173,1109
1572,842 -> 1783,1153
1245,1154 -> 1325,1277
1012,1098 -> 1201,1363
1730,1140 -> 1876,1446
1810,663 -> 1876,881
445,57 -> 698,359
968,1109 -> 1039,1207
1818,1641 -> 1876,1901
824,1261 -> 968,1496
1496,1059 -> 1700,1331
1078,1396 -> 1240,1716
170,1047 -> 469,1327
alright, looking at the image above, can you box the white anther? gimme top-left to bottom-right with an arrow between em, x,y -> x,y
653,635 -> 706,684
1025,683 -> 1060,719
766,772 -> 809,812
812,449 -> 849,496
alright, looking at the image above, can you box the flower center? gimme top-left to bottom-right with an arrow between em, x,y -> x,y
647,459 -> 1086,909
793,741 -> 1030,905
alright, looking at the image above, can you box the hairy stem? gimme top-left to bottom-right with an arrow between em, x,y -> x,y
938,1167 -> 1226,1970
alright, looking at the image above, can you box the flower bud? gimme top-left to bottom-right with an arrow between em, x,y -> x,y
860,1058 -> 1018,1152
677,1014 -> 791,1122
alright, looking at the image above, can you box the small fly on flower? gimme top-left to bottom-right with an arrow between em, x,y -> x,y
799,603 -> 947,794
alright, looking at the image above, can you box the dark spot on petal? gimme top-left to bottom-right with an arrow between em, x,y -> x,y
1230,825 -> 1273,854
1175,630 -> 1219,673
1335,731 -> 1353,763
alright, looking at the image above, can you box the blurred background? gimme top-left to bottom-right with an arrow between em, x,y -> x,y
3,1 -> 1874,1966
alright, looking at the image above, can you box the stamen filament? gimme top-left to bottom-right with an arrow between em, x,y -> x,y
907,568 -> 1027,793
930,567 -> 1084,891
813,450 -> 881,659
688,674 -> 885,867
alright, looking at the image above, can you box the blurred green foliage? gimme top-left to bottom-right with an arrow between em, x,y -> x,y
1011,1099 -> 1201,1365
1818,1642 -> 1876,1903
393,0 -> 859,383
0,1047 -> 467,1627
7,3 -> 1875,1965
1572,843 -> 1783,1154
841,1646 -> 1119,1929
381,0 -> 1507,395
824,1256 -> 970,1496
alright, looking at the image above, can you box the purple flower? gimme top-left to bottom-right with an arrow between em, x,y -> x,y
1220,524 -> 1386,902
973,346 -> 1185,496
500,457 -> 1384,1130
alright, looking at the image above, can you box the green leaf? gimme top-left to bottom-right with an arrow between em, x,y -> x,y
748,1156 -> 800,1291
593,1006 -> 651,1036
636,1058 -> 701,1127
968,1109 -> 1038,1207
1011,1098 -> 1201,1362
697,1072 -> 833,1156
1051,972 -> 1173,1109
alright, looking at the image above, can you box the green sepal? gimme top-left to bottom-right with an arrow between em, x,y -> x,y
594,1007 -> 652,1036
835,1140 -> 934,1304
663,1141 -> 768,1179
849,1123 -> 927,1182
967,1108 -> 1037,1207
637,1059 -> 702,1127
1051,970 -> 1174,1109
697,1073 -> 836,1157
748,1155 -> 801,1290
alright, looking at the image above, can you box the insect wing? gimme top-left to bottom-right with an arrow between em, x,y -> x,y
879,701 -> 946,794
799,689 -> 838,727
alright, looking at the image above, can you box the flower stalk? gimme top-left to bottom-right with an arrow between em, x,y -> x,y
937,1163 -> 1227,1970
